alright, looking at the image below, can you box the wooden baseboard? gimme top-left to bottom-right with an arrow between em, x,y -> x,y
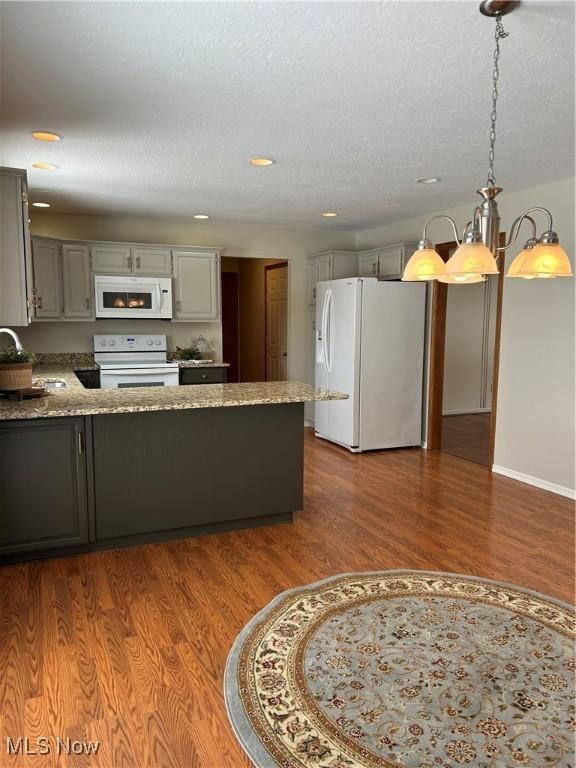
492,464 -> 575,499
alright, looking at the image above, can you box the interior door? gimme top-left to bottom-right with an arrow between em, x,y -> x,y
265,263 -> 288,380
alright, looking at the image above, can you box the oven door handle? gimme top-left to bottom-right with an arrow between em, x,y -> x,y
100,368 -> 177,377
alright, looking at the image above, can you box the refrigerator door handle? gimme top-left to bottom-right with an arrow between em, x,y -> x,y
318,288 -> 328,365
325,289 -> 333,373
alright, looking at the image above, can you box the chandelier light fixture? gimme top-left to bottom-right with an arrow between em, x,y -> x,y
402,0 -> 572,283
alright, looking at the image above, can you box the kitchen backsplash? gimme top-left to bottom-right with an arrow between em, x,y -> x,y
15,320 -> 223,359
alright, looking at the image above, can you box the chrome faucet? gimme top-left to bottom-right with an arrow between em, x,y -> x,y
0,328 -> 24,352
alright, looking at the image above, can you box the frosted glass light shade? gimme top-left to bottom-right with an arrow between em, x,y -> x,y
508,242 -> 573,278
445,242 -> 499,278
506,248 -> 538,278
402,248 -> 446,281
437,273 -> 485,284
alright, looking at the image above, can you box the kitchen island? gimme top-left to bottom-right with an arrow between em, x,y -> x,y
0,367 -> 346,562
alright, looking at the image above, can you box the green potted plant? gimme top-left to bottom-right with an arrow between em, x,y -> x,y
0,346 -> 35,390
174,344 -> 203,361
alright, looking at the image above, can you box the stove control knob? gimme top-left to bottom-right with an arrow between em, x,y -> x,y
147,339 -> 154,346
155,339 -> 162,346
109,339 -> 116,347
99,340 -> 107,347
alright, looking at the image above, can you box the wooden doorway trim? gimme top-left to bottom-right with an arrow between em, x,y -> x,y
264,261 -> 288,381
488,241 -> 505,466
221,271 -> 239,382
426,234 -> 505,464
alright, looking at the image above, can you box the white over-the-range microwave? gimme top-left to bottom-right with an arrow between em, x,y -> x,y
94,275 -> 173,319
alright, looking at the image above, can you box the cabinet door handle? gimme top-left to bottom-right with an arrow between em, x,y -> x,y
136,256 -> 141,269
85,298 -> 90,310
127,255 -> 132,270
77,431 -> 83,455
176,300 -> 182,311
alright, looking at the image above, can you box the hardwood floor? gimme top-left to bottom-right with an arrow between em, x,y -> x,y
442,412 -> 492,466
0,429 -> 573,767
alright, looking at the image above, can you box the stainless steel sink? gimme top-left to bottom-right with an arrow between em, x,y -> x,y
44,379 -> 68,390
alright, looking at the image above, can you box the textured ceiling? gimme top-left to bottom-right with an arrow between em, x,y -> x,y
0,1 -> 574,230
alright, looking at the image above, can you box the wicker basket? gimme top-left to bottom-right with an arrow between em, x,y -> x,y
0,363 -> 33,391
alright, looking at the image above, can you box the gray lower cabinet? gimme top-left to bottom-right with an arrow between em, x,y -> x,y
0,418 -> 89,556
179,367 -> 227,385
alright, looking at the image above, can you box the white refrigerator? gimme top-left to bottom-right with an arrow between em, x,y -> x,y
315,277 -> 426,452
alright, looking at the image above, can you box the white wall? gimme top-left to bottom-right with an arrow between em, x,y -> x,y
443,274 -> 498,414
25,213 -> 354,382
356,177 -> 575,494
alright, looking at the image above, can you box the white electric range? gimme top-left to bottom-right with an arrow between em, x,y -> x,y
94,334 -> 179,389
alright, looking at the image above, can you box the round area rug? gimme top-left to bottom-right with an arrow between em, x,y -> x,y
224,571 -> 575,768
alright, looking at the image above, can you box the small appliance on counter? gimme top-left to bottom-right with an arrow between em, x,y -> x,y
94,334 -> 179,389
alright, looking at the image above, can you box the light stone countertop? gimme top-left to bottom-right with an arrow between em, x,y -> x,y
32,353 -> 230,370
0,365 -> 347,421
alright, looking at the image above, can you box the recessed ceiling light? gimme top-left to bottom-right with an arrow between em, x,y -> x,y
193,214 -> 210,220
32,202 -> 51,208
249,157 -> 275,166
416,177 -> 440,184
32,162 -> 58,170
31,131 -> 62,142
321,212 -> 338,218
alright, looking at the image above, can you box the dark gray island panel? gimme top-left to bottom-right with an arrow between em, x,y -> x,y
92,403 -> 303,543
0,417 -> 89,555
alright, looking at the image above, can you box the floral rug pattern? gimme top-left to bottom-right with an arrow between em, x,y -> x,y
229,572 -> 575,767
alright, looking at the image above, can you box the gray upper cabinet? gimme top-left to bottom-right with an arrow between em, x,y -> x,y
62,244 -> 92,318
378,244 -> 417,280
358,250 -> 379,278
173,250 -> 220,321
132,246 -> 172,275
31,238 -> 93,321
306,251 -> 358,305
91,244 -> 132,274
306,257 -> 317,304
0,418 -> 89,556
0,168 -> 33,326
32,239 -> 61,319
92,244 -> 172,276
358,243 -> 418,280
316,252 -> 333,284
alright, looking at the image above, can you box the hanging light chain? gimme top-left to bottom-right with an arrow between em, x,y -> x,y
487,14 -> 509,188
